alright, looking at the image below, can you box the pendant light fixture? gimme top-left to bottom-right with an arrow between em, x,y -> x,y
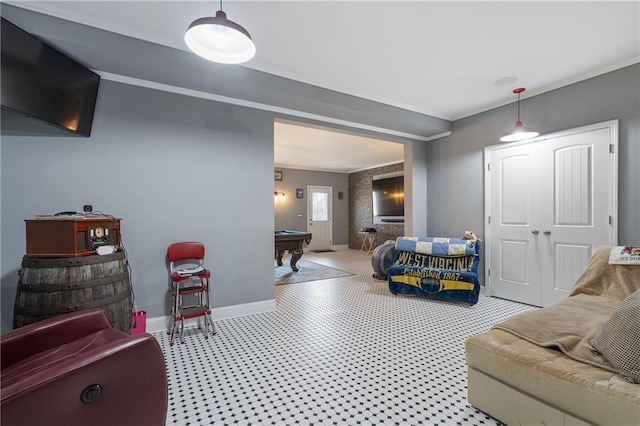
184,0 -> 255,64
500,87 -> 540,142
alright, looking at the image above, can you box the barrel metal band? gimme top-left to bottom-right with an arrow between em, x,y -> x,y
21,252 -> 125,267
17,272 -> 130,292
14,290 -> 131,315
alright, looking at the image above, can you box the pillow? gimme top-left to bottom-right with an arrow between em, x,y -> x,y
608,246 -> 640,265
590,289 -> 640,383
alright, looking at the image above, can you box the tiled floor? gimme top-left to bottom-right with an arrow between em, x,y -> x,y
156,249 -> 537,425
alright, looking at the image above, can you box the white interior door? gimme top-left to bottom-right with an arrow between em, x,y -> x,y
487,143 -> 543,306
307,186 -> 332,251
486,120 -> 617,307
539,126 -> 615,306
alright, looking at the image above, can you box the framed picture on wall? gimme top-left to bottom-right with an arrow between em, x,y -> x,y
296,188 -> 304,198
274,170 -> 283,181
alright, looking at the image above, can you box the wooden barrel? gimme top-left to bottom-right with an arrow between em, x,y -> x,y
371,240 -> 398,280
13,252 -> 132,333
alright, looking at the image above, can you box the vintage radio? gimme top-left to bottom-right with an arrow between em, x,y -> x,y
25,216 -> 121,257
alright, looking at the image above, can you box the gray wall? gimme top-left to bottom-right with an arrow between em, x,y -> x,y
404,142 -> 429,237
274,168 -> 349,246
1,80 -> 276,332
1,78 -> 422,333
426,63 -> 640,247
2,63 -> 637,333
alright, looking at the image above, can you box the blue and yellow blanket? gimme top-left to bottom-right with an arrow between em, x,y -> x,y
388,237 -> 480,305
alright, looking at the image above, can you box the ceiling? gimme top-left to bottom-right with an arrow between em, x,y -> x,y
274,120 -> 404,173
2,1 -> 639,172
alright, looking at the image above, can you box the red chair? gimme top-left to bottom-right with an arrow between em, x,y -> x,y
167,242 -> 215,345
1,308 -> 167,426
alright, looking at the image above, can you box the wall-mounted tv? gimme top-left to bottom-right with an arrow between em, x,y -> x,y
1,17 -> 100,137
372,172 -> 404,224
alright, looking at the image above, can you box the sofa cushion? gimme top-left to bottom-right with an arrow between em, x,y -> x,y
591,288 -> 640,383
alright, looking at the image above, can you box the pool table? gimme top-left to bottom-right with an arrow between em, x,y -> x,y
275,230 -> 312,272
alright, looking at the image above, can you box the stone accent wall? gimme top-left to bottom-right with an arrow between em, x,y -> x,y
348,163 -> 405,250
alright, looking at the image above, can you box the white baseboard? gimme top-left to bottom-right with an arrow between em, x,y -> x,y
145,298 -> 277,334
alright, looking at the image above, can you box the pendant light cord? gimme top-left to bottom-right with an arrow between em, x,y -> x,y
219,0 -> 223,12
517,92 -> 521,122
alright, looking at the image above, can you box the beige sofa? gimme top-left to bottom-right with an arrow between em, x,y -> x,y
465,246 -> 640,425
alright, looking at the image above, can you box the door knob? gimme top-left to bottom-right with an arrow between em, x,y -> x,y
531,229 -> 539,235
543,230 -> 551,235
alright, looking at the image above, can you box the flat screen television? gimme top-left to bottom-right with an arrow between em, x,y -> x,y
372,172 -> 404,224
1,17 -> 100,137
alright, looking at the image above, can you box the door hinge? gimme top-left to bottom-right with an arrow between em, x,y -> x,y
487,163 -> 490,171
609,144 -> 614,154
488,268 -> 491,277
609,215 -> 612,225
488,216 -> 491,224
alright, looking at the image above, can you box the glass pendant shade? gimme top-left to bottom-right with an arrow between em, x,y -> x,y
500,120 -> 540,142
185,10 -> 255,64
500,88 -> 539,142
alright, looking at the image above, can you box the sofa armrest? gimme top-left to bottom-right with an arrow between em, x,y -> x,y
1,333 -> 168,426
1,308 -> 114,370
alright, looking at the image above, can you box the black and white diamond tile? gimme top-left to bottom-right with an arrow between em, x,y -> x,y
156,249 -> 536,425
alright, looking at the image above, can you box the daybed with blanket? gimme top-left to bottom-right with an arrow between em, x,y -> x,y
465,246 -> 640,425
388,237 -> 480,305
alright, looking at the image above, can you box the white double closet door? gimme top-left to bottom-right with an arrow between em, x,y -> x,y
485,120 -> 618,307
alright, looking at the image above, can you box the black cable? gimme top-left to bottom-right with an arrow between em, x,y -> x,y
90,210 -> 115,219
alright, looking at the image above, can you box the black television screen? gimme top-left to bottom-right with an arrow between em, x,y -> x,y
1,17 -> 100,137
372,174 -> 404,223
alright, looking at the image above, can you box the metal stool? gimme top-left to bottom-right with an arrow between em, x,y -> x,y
167,242 -> 215,345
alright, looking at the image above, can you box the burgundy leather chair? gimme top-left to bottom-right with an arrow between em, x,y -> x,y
1,308 -> 168,426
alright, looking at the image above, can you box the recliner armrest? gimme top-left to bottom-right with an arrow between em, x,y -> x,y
1,333 -> 168,426
1,308 -> 114,370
